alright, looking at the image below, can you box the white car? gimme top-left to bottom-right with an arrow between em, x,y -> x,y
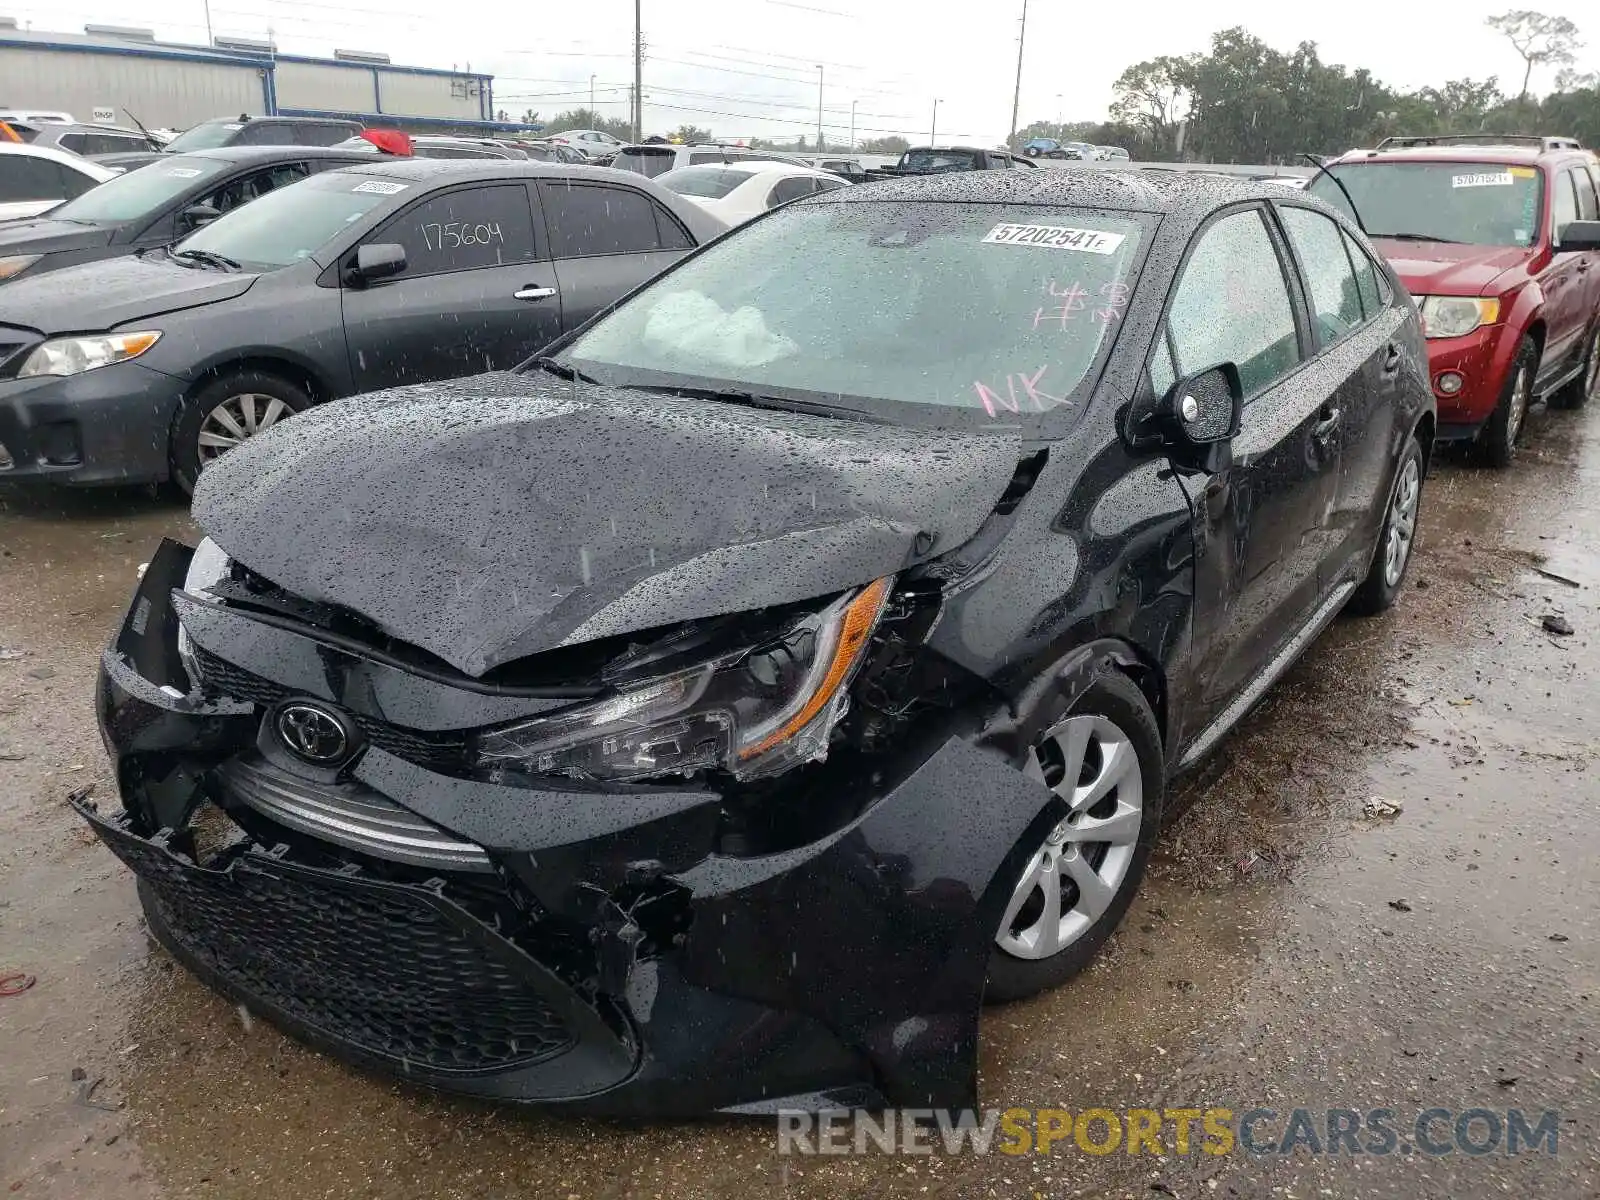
655,161 -> 847,226
0,109 -> 75,126
545,129 -> 626,160
0,143 -> 118,221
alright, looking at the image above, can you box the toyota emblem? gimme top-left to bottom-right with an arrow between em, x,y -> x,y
275,702 -> 351,765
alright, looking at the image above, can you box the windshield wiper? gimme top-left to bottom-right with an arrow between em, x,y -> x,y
623,382 -> 879,422
529,355 -> 600,385
1373,232 -> 1466,244
171,248 -> 241,271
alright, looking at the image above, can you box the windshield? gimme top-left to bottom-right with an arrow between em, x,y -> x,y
897,149 -> 981,173
565,200 -> 1147,428
1310,162 -> 1545,247
50,155 -> 230,223
656,167 -> 749,199
175,171 -> 397,271
164,121 -> 242,152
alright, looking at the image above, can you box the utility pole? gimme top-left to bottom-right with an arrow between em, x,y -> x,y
633,0 -> 643,141
590,74 -> 596,114
1006,0 -> 1027,150
202,0 -> 214,44
849,99 -> 857,151
815,65 -> 824,152
930,98 -> 939,145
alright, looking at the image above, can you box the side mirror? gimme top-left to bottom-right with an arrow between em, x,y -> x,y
1556,220 -> 1600,252
181,203 -> 221,228
348,242 -> 406,284
1157,363 -> 1243,470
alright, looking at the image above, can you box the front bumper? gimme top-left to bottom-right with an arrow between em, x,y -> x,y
83,540 -> 1060,1115
1424,324 -> 1506,431
0,360 -> 182,485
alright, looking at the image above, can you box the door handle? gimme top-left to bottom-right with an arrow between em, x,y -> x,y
1381,343 -> 1402,374
1578,259 -> 1592,274
514,286 -> 557,301
1313,406 -> 1342,442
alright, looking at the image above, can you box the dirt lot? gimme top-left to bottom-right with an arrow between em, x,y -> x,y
2,402 -> 1597,1199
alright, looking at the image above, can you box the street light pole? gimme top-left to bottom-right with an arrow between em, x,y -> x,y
850,99 -> 857,151
1006,0 -> 1028,150
815,65 -> 824,152
930,98 -> 939,145
633,0 -> 643,141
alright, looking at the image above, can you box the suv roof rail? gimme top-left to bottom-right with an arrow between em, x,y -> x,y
1374,133 -> 1583,152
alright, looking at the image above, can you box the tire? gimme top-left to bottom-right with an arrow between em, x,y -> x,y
169,369 -> 313,494
986,671 -> 1164,1003
1480,337 -> 1536,468
1550,324 -> 1599,411
1347,435 -> 1425,616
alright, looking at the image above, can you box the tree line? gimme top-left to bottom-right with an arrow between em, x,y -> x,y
1026,12 -> 1598,163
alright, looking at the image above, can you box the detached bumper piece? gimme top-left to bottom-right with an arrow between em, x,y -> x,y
74,797 -> 634,1100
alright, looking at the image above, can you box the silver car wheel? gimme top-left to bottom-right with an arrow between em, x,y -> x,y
996,714 -> 1144,961
1383,455 -> 1421,588
197,393 -> 293,464
1507,362 -> 1531,445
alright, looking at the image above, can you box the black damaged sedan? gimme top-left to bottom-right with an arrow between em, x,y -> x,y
82,170 -> 1433,1115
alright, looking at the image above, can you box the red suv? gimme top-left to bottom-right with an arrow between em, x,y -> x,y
1310,134 -> 1600,465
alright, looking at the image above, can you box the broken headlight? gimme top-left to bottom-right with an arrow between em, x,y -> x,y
474,577 -> 893,783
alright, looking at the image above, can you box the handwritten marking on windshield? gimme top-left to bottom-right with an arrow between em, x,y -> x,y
1032,279 -> 1129,330
973,365 -> 1070,417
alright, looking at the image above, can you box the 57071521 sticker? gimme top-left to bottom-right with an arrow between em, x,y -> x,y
1451,172 -> 1514,189
983,224 -> 1126,254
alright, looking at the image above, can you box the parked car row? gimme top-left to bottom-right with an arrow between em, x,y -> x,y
1022,138 -> 1131,161
0,157 -> 725,488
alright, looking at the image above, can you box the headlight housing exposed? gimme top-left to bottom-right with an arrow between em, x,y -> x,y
17,330 -> 162,378
0,254 -> 41,283
176,537 -> 231,687
1417,295 -> 1499,340
475,577 -> 894,783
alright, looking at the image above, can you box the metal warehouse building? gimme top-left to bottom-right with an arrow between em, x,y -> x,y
0,22 -> 533,135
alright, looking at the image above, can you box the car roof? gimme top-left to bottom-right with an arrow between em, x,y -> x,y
670,160 -> 835,179
189,114 -> 357,126
1333,140 -> 1592,167
181,145 -> 377,165
814,166 -> 1306,219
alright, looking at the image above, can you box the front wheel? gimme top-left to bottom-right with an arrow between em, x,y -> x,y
1347,435 -> 1425,616
170,369 -> 312,494
1481,338 -> 1536,468
986,672 -> 1164,1003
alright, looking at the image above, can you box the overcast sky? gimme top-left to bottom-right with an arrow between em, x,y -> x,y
9,0 -> 1597,143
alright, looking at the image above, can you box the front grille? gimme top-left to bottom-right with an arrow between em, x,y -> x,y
193,646 -> 469,774
83,803 -> 575,1074
217,756 -> 494,873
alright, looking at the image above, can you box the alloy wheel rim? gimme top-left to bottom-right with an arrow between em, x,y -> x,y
997,714 -> 1144,961
1507,365 -> 1530,445
198,393 -> 293,464
1383,456 -> 1421,587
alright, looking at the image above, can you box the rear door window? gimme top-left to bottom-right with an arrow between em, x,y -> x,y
766,176 -> 815,208
58,132 -> 89,154
378,183 -> 541,277
543,182 -> 664,256
1279,206 -> 1366,344
1339,228 -> 1388,318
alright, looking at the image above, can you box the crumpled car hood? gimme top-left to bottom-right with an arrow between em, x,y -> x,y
193,373 -> 1023,678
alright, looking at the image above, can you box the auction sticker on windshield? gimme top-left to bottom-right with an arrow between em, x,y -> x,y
167,168 -> 202,178
983,223 -> 1126,254
352,180 -> 408,195
1451,172 -> 1514,188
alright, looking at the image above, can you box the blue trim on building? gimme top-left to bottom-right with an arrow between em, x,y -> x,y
0,35 -> 265,68
275,107 -> 543,133
269,52 -> 490,81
